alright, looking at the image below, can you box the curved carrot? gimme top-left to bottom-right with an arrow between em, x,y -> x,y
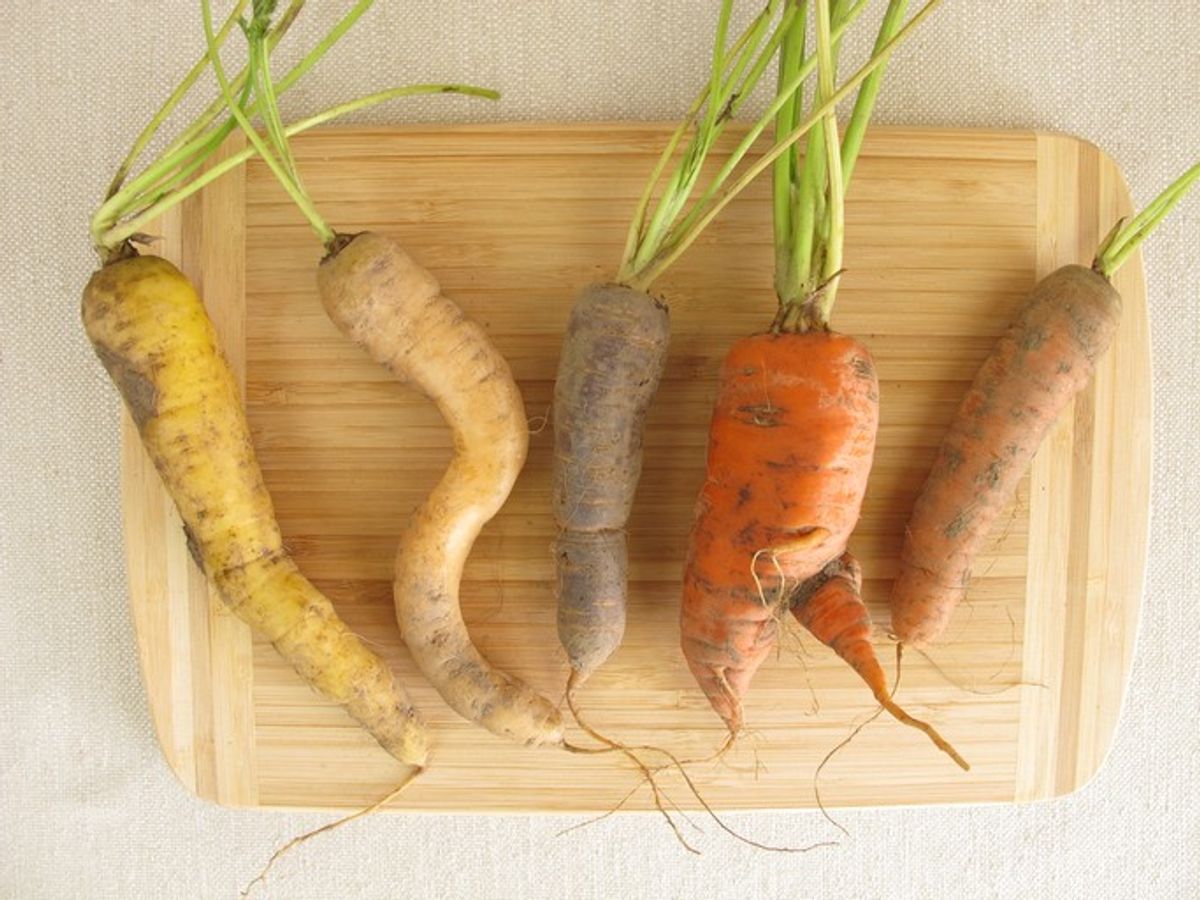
196,4 -> 560,748
890,265 -> 1122,647
319,232 -> 564,746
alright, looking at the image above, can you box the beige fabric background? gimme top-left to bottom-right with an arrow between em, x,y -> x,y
1,2 -> 1197,897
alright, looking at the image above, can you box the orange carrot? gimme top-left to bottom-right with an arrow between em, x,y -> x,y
681,332 -> 876,730
681,332 -> 966,768
891,155 -> 1200,647
890,266 -> 1121,647
681,0 -> 967,770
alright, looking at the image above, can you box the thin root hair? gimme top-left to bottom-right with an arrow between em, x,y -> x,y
241,767 -> 423,897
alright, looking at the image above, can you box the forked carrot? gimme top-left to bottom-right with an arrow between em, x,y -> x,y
681,332 -> 878,730
680,0 -> 967,769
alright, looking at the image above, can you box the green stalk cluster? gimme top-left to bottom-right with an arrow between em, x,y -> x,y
620,0 -> 944,293
774,0 -> 912,330
1095,159 -> 1200,278
93,0 -> 497,258
618,0 -> 800,287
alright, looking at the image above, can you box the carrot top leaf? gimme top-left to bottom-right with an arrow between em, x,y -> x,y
618,0 -> 803,290
202,0 -> 334,245
102,0 -> 250,203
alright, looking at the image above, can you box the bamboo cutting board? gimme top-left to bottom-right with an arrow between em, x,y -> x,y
121,125 -> 1150,812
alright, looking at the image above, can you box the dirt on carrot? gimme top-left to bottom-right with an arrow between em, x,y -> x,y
891,135 -> 1200,650
890,265 -> 1122,647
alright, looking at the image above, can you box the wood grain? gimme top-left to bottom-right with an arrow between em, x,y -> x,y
121,124 -> 1149,812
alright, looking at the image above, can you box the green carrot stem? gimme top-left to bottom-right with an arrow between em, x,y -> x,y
99,84 -> 498,249
93,0 -> 309,236
671,0 -> 871,292
772,3 -> 807,301
719,2 -> 787,118
618,9 -> 771,270
94,0 -> 495,255
791,0 -> 854,300
791,124 -> 826,295
103,0 -> 249,201
619,118 -> 708,278
114,141 -> 224,229
633,152 -> 702,278
111,102 -> 247,220
813,0 -> 845,318
156,0 -> 308,165
123,1 -> 298,213
627,0 -> 944,292
1095,159 -> 1200,277
93,113 -> 240,240
791,86 -> 829,292
268,0 -> 374,108
621,2 -> 788,271
839,0 -> 908,190
200,0 -> 334,247
250,24 -> 302,187
619,128 -> 701,276
619,1 -> 795,283
91,73 -> 252,248
630,0 -> 738,277
702,0 -> 735,136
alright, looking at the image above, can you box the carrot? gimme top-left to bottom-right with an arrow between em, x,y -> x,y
554,284 -> 670,679
319,233 -> 563,745
554,0 -> 942,697
681,332 -> 877,731
680,0 -> 966,769
199,4 -> 562,746
86,2 -> 502,767
83,253 -> 426,765
892,161 -> 1200,647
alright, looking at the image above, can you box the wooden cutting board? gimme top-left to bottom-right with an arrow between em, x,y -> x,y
121,124 -> 1149,812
